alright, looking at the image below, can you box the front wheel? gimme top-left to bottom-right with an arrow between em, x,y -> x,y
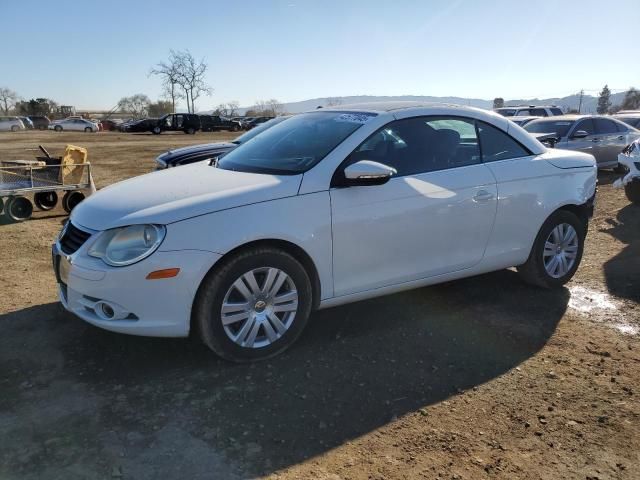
625,180 -> 640,204
152,126 -> 161,135
11,125 -> 18,132
194,247 -> 313,362
185,127 -> 196,134
84,127 -> 92,133
54,125 -> 62,132
517,210 -> 586,288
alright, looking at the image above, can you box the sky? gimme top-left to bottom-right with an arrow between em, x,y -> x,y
2,0 -> 637,111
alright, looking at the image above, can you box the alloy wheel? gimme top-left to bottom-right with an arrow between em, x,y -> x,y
543,223 -> 579,278
221,267 -> 298,348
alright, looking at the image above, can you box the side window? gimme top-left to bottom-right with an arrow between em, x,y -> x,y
477,122 -> 531,162
594,118 -> 618,134
573,119 -> 595,135
614,120 -> 628,132
530,108 -> 547,117
515,110 -> 531,117
175,115 -> 184,128
348,116 -> 480,177
550,108 -> 564,116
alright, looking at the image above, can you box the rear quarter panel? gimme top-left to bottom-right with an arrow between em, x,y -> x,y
483,155 -> 597,268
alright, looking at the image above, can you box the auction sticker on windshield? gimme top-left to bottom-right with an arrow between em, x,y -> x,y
334,113 -> 376,124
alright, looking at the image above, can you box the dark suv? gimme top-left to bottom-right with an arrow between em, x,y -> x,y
152,113 -> 201,134
27,115 -> 51,130
200,115 -> 242,132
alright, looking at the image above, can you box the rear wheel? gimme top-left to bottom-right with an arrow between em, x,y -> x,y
517,210 -> 586,288
34,191 -> 58,210
84,127 -> 92,133
54,125 -> 62,132
625,180 -> 640,204
614,163 -> 629,174
5,196 -> 33,222
186,127 -> 196,134
194,247 -> 313,362
152,126 -> 161,135
11,125 -> 18,132
62,191 -> 85,213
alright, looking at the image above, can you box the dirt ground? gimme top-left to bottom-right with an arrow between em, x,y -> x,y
0,130 -> 638,480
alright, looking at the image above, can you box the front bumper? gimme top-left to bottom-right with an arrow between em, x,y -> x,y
52,242 -> 221,337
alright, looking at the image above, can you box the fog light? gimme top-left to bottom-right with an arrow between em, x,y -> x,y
101,303 -> 115,319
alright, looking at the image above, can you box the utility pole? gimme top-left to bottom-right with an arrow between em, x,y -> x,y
578,89 -> 584,114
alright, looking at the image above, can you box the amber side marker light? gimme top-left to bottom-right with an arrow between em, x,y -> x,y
146,268 -> 180,280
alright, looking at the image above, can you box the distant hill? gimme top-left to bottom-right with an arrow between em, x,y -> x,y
225,92 -> 628,115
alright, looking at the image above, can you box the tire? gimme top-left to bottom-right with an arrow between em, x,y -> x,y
5,196 -> 33,222
625,180 -> 640,204
186,127 -> 196,135
84,127 -> 92,133
62,191 -> 85,213
232,124 -> 240,132
0,197 -> 4,214
613,163 -> 628,174
34,191 -> 58,210
194,247 -> 313,362
152,126 -> 161,135
11,125 -> 18,132
517,210 -> 586,288
54,125 -> 62,132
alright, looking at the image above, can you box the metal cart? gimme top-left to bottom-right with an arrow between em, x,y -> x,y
0,145 -> 95,222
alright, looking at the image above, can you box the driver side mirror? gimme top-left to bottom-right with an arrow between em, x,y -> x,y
342,160 -> 397,186
571,130 -> 589,139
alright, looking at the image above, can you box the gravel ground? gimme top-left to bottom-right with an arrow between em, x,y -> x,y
0,130 -> 638,480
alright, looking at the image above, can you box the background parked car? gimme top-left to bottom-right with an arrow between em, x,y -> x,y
495,105 -> 564,117
152,113 -> 201,134
17,117 -> 34,129
27,115 -> 51,130
509,116 -> 539,127
120,118 -> 158,133
200,115 -> 242,132
155,116 -> 290,169
0,117 -> 26,131
49,118 -> 99,132
524,115 -> 640,169
97,119 -> 122,131
613,114 -> 640,129
245,116 -> 274,129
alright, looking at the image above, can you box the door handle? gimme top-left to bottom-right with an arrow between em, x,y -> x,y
473,190 -> 494,202
618,136 -> 625,140
592,138 -> 601,142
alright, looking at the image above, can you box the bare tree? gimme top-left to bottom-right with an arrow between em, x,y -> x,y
215,103 -> 230,116
173,50 -> 212,113
150,51 -> 184,113
117,94 -> 151,119
326,97 -> 342,107
226,101 -> 239,117
0,87 -> 19,114
266,98 -> 284,116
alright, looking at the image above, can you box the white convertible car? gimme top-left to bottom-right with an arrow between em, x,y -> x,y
52,103 -> 597,361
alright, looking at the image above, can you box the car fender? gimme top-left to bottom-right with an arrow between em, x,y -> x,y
160,192 -> 334,299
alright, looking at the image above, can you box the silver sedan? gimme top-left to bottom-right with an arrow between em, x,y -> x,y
524,115 -> 640,169
49,118 -> 99,132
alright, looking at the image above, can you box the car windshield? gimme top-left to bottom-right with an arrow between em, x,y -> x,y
217,111 -> 376,175
524,119 -> 574,138
232,117 -> 289,145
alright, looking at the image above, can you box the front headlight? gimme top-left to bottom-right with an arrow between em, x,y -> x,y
88,224 -> 166,267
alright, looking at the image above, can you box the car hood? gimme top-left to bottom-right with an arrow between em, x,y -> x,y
71,162 -> 303,230
541,147 -> 596,169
